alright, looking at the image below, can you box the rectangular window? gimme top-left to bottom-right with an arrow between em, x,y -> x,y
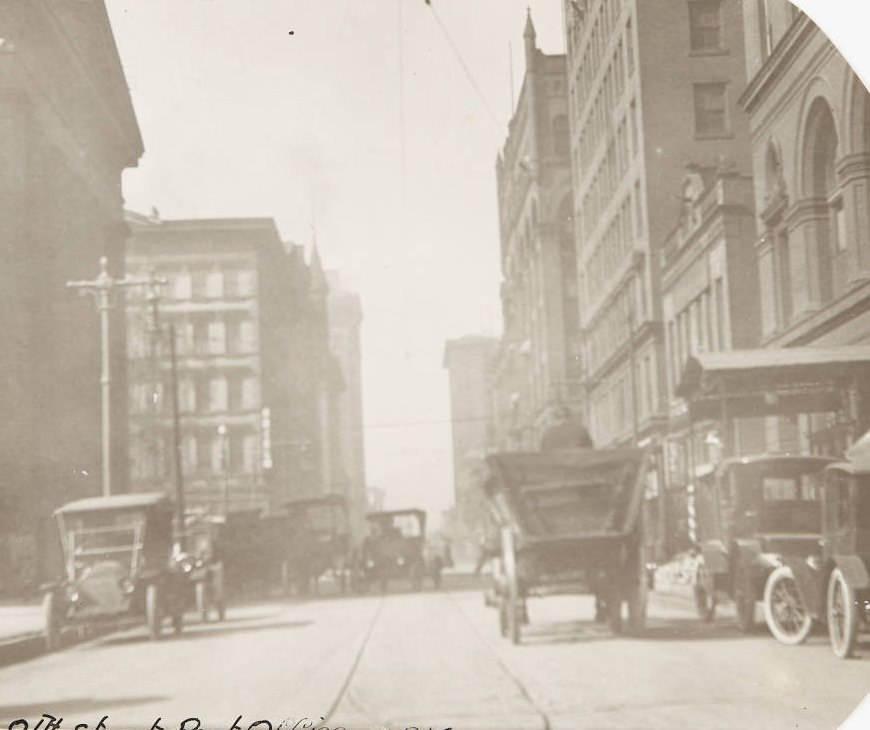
208,321 -> 226,355
237,270 -> 256,297
175,321 -> 194,355
173,273 -> 192,300
239,320 -> 257,353
180,379 -> 196,413
209,377 -> 228,412
689,1 -> 722,51
211,435 -> 226,474
206,270 -> 224,298
241,377 -> 258,410
693,83 -> 728,136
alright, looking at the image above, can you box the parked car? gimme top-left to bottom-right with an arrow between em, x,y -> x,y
42,493 -> 188,649
764,458 -> 870,657
692,454 -> 835,632
284,494 -> 352,595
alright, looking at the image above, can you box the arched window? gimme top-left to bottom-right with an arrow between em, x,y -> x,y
552,115 -> 570,156
802,98 -> 840,303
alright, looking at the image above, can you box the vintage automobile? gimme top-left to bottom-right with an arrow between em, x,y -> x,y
763,458 -> 870,657
284,494 -> 352,595
182,512 -> 226,622
357,509 -> 427,592
484,448 -> 650,644
42,493 -> 188,650
692,454 -> 835,632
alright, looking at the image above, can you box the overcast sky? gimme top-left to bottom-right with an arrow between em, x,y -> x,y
105,1 -> 870,523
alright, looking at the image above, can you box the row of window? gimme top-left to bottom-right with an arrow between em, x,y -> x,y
582,194 -> 635,304
577,107 -> 638,243
130,429 -> 261,481
567,0 -> 627,113
574,29 -> 632,175
130,374 -> 260,416
588,348 -> 656,445
665,277 -> 727,394
126,267 -> 257,302
128,318 -> 258,359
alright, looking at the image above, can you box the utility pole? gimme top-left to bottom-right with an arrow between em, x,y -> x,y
143,276 -> 186,547
66,257 -> 158,498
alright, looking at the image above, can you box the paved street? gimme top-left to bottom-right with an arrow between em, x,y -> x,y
0,585 -> 866,730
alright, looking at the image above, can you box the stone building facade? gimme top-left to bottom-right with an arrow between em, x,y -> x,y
493,12 -> 579,451
0,1 -> 143,592
125,217 -> 341,515
563,0 -> 754,448
740,1 -> 870,454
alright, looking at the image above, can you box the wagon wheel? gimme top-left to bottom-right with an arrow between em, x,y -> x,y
694,562 -> 716,622
627,541 -> 648,634
42,591 -> 63,652
763,565 -> 812,646
145,583 -> 162,641
734,566 -> 756,633
501,527 -> 522,644
827,568 -> 859,659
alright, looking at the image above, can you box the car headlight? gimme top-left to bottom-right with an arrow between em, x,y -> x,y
69,591 -> 80,603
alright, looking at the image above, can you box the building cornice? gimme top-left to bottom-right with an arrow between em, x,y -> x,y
739,15 -> 816,115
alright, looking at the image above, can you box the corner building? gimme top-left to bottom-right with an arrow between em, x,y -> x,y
563,0 -> 753,447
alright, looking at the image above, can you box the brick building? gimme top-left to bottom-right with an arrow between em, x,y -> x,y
563,0 -> 753,448
492,12 -> 579,451
125,217 -> 341,515
0,1 -> 143,592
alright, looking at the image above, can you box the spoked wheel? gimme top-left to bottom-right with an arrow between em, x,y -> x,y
694,564 -> 717,623
145,583 -> 162,641
501,527 -> 521,645
42,591 -> 63,652
763,565 -> 812,645
606,581 -> 624,635
827,568 -> 859,659
734,568 -> 756,633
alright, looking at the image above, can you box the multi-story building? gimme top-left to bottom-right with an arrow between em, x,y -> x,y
659,166 -> 760,553
443,335 -> 497,562
327,271 -> 367,539
493,13 -> 579,451
125,216 -> 340,514
563,0 -> 753,448
0,1 -> 143,592
740,2 -> 870,454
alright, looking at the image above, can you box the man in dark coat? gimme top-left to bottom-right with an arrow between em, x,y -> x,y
540,406 -> 594,450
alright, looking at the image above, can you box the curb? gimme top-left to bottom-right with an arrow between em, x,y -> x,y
0,633 -> 45,667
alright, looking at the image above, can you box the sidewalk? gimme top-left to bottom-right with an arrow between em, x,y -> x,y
0,601 -> 42,642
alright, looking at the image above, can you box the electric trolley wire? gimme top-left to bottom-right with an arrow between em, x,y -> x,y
424,1 -> 504,132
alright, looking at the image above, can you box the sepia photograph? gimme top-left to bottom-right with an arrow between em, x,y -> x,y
0,1 -> 868,728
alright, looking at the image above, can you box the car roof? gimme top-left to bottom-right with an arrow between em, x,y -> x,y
55,492 -> 171,515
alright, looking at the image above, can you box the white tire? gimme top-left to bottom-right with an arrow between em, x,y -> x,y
763,565 -> 812,646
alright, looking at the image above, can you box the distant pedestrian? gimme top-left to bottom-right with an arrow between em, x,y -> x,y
540,406 -> 594,450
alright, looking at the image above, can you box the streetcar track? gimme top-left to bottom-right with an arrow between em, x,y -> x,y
319,593 -> 387,726
443,590 -> 552,730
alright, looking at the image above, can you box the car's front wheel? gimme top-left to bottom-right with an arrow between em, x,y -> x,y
763,565 -> 812,646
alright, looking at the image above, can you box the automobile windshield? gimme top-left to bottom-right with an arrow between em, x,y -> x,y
755,468 -> 823,534
62,511 -> 146,579
388,514 -> 422,538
